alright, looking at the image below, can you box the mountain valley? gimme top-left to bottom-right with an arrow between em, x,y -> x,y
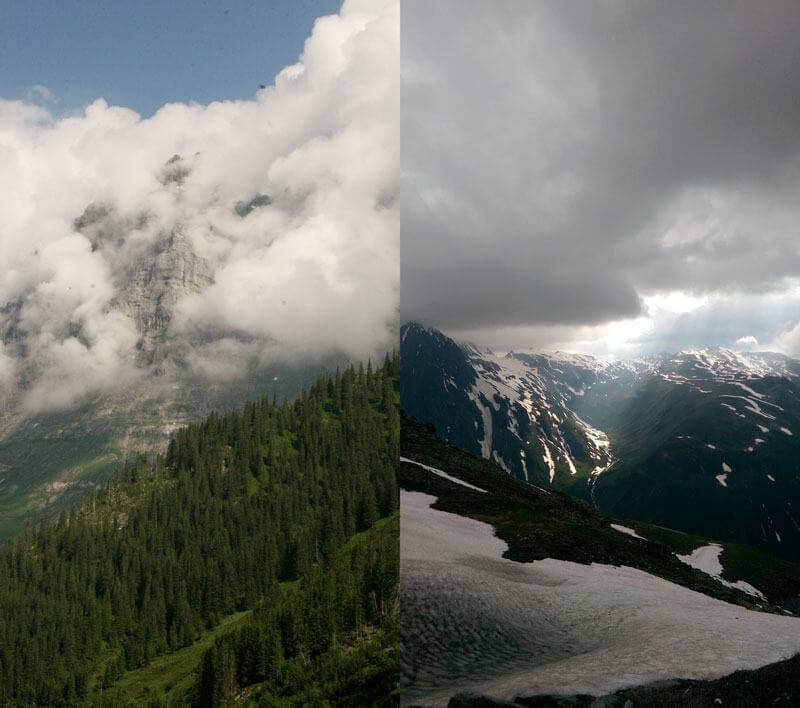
401,323 -> 800,559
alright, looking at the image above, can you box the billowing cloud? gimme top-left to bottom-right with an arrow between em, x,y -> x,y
401,1 -> 800,353
0,0 -> 398,412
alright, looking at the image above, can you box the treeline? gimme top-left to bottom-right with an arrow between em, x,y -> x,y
0,355 -> 399,705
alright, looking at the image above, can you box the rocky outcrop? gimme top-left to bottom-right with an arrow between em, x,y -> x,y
111,227 -> 213,366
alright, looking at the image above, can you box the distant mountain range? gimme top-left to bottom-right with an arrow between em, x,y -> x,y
401,322 -> 800,559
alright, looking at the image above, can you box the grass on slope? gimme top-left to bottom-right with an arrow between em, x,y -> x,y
400,415 -> 800,614
0,423 -> 121,539
92,610 -> 252,707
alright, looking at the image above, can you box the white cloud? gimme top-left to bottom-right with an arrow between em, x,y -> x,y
734,335 -> 759,351
770,323 -> 800,358
0,0 -> 398,412
25,84 -> 57,104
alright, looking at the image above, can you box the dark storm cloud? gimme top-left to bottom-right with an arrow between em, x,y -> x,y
401,0 -> 800,332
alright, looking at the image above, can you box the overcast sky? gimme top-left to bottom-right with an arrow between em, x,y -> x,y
0,0 -> 398,412
401,0 -> 800,358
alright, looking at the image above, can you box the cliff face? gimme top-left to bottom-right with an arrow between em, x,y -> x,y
0,187 -> 215,531
112,227 -> 213,367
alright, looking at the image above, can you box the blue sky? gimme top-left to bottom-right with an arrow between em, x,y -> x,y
0,0 -> 342,117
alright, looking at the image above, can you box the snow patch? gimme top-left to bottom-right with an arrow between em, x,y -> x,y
610,523 -> 647,541
563,450 -> 577,476
731,381 -> 764,399
492,451 -> 511,474
540,437 -> 555,484
469,387 -> 494,459
675,544 -> 765,600
716,462 -> 731,487
402,492 -> 797,706
719,395 -> 778,420
400,457 -> 488,494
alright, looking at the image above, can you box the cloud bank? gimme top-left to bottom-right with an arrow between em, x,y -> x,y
0,0 -> 398,412
401,1 -> 800,355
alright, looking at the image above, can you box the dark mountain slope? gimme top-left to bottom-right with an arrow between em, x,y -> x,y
400,323 -> 618,494
592,351 -> 800,561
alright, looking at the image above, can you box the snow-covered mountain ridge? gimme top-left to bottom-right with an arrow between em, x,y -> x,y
401,322 -> 800,559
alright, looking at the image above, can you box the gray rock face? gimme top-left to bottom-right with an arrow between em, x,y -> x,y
235,193 -> 272,217
0,300 -> 23,349
112,227 -> 213,366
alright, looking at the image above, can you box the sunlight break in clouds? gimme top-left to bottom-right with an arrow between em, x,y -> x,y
0,0 -> 398,412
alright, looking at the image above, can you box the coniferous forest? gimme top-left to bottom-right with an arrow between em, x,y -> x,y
0,355 -> 400,706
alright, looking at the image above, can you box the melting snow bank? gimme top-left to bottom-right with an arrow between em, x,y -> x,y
609,523 -> 647,540
399,457 -> 488,493
401,490 -> 800,707
676,544 -> 765,600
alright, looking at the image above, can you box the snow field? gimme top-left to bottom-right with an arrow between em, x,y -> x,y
401,490 -> 800,706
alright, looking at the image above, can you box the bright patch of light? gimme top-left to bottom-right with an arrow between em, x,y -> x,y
598,316 -> 653,353
561,316 -> 654,358
644,292 -> 708,314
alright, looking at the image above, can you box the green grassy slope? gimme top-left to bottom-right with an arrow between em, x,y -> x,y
91,610 -> 253,706
0,408 -> 122,538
